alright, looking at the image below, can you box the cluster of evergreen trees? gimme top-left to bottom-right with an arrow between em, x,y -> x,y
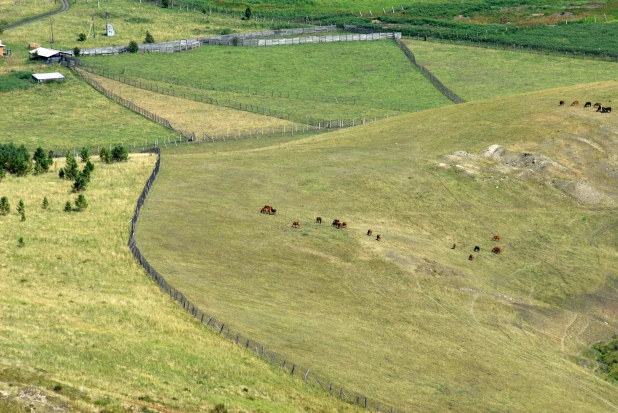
0,143 -> 53,178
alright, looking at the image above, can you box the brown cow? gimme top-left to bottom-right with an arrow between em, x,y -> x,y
559,100 -> 565,106
332,219 -> 340,227
492,235 -> 501,242
316,217 -> 322,224
260,205 -> 272,214
602,107 -> 612,113
492,247 -> 502,254
367,229 -> 373,236
594,102 -> 602,108
597,105 -> 603,112
270,208 -> 277,215
469,254 -> 475,261
474,246 -> 480,252
584,101 -> 592,108
376,234 -> 381,241
336,223 -> 343,229
451,243 -> 456,249
571,100 -> 579,106
291,222 -> 301,228
341,222 -> 347,228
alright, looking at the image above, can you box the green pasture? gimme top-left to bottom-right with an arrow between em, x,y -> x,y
0,68 -> 170,150
81,40 -> 453,116
137,80 -> 618,411
404,39 -> 618,101
0,0 -> 60,27
0,0 -> 275,56
0,154 -> 364,413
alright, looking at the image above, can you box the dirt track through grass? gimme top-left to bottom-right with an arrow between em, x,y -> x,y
137,81 -> 618,411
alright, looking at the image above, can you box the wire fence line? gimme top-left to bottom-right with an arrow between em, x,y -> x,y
203,31 -> 401,46
394,38 -> 465,104
128,147 -> 409,413
69,58 -> 400,128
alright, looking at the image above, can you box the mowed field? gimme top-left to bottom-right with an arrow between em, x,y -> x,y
0,69 -> 171,150
137,80 -> 618,411
404,39 -> 618,101
82,40 -> 453,116
0,153 -> 366,413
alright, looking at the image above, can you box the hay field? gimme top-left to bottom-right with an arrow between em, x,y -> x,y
404,39 -> 618,101
0,153 -> 365,413
136,80 -> 618,411
0,0 -> 59,27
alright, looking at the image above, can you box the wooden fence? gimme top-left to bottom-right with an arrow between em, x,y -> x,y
203,32 -> 401,46
128,147 -> 409,413
394,38 -> 465,104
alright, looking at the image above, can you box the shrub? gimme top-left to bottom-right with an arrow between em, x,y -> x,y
244,6 -> 251,20
64,201 -> 72,212
232,37 -> 239,46
80,147 -> 90,163
99,147 -> 110,163
220,28 -> 233,35
72,174 -> 88,192
73,47 -> 80,57
48,150 -> 54,164
33,147 -> 51,173
210,404 -> 228,413
0,196 -> 9,215
128,40 -> 139,53
42,197 -> 49,210
64,151 -> 80,180
75,194 -> 88,211
78,33 -> 87,42
58,168 -> 65,179
111,145 -> 129,162
17,199 -> 25,221
18,237 -> 25,248
144,31 -> 155,44
0,166 -> 5,182
161,0 -> 169,8
0,143 -> 31,176
84,160 -> 94,176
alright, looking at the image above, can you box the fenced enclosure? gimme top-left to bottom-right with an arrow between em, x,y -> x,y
128,148 -> 408,413
394,38 -> 465,104
203,32 -> 401,47
70,58 -> 400,129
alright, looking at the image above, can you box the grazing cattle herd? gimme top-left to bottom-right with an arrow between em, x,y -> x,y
561,99 -> 611,113
260,205 -> 507,260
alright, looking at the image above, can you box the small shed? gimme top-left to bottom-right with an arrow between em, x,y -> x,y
29,47 -> 68,64
106,24 -> 115,37
32,72 -> 65,83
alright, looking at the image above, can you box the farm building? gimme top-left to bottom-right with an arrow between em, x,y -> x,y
32,72 -> 65,83
28,47 -> 70,64
0,40 -> 10,57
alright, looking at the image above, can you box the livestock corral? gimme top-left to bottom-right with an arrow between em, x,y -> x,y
3,0 -> 618,412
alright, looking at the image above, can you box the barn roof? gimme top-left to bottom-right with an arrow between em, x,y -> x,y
29,47 -> 61,58
32,72 -> 65,81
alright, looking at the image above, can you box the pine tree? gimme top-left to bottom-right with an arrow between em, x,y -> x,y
17,199 -> 25,222
99,147 -> 111,164
0,196 -> 9,215
64,151 -> 80,180
42,197 -> 49,210
64,201 -> 72,212
80,147 -> 90,163
75,194 -> 88,211
144,31 -> 155,44
33,147 -> 51,172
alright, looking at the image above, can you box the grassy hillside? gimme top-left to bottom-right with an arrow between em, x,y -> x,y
0,69 -> 171,150
136,80 -> 618,411
404,39 -> 618,101
0,0 -> 274,56
81,40 -> 453,116
0,153 -> 366,413
0,0 -> 60,27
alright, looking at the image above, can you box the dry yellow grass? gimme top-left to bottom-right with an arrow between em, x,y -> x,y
85,71 -> 301,136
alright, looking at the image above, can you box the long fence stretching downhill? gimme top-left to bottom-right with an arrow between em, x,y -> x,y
394,38 -> 465,104
129,148 -> 408,413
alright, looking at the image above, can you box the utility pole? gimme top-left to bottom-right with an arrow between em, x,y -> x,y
50,18 -> 54,48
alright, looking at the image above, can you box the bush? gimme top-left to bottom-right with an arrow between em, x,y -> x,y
0,166 -> 5,182
84,160 -> 94,176
42,197 -> 49,210
58,168 -> 65,179
0,196 -> 10,215
161,0 -> 169,8
220,28 -> 233,35
72,174 -> 88,192
64,201 -> 72,212
33,147 -> 51,173
18,237 -> 25,248
144,31 -> 155,44
63,150 -> 80,180
17,199 -> 25,221
80,147 -> 90,163
244,6 -> 251,20
128,40 -> 139,53
0,143 -> 31,176
99,147 -> 110,163
75,194 -> 88,211
73,47 -> 80,57
210,404 -> 228,413
111,145 -> 129,162
78,33 -> 87,42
